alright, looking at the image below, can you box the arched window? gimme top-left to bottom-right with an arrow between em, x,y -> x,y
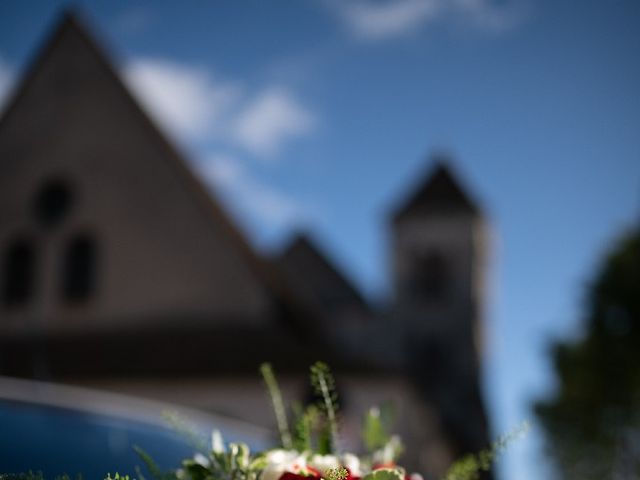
62,234 -> 97,303
411,250 -> 449,301
33,179 -> 74,228
2,238 -> 36,307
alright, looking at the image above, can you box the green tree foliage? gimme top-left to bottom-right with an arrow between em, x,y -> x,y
534,228 -> 640,479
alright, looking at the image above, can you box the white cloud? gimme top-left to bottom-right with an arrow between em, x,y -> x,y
197,154 -> 309,228
123,58 -> 316,159
232,87 -> 316,158
122,58 -> 319,228
453,0 -> 525,32
335,0 -> 442,40
124,58 -> 240,141
327,0 -> 525,41
0,56 -> 15,110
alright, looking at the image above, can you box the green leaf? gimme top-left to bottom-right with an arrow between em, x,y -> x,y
133,446 -> 167,480
310,362 -> 340,454
260,363 -> 293,449
442,422 -> 529,480
229,443 -> 250,470
181,461 -> 210,480
361,468 -> 404,480
247,454 -> 268,472
211,450 -> 231,474
292,403 -> 318,452
362,407 -> 389,453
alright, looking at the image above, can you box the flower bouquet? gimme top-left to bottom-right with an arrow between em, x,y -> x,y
118,362 -> 523,480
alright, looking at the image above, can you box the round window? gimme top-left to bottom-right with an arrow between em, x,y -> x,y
33,179 -> 74,228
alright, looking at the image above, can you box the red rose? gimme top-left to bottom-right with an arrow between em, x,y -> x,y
345,468 -> 360,480
279,466 -> 322,480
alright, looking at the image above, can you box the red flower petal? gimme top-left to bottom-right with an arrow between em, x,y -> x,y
280,470 -> 322,480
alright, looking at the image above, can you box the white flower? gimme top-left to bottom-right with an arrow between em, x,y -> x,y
309,454 -> 340,475
193,453 -> 210,467
409,474 -> 423,480
373,435 -> 403,465
262,450 -> 307,480
341,453 -> 361,477
212,429 -> 225,453
262,464 -> 284,480
265,449 -> 301,465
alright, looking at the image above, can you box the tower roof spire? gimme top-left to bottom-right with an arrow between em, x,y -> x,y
392,153 -> 482,222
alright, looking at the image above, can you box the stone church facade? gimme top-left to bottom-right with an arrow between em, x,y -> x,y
0,12 -> 492,479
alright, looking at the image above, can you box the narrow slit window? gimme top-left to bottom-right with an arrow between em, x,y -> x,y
2,239 -> 36,307
411,251 -> 449,301
62,235 -> 97,303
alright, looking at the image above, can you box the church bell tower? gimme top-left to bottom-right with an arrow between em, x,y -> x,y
390,154 -> 492,460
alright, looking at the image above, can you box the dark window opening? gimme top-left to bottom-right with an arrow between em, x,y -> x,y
33,179 -> 74,228
62,235 -> 97,303
410,251 -> 449,301
2,239 -> 36,307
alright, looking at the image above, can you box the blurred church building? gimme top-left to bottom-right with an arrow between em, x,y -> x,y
0,12 -> 492,479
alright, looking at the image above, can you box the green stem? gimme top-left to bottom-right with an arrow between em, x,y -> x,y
260,363 -> 292,449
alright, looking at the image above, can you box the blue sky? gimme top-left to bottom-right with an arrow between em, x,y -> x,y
1,1 -> 639,478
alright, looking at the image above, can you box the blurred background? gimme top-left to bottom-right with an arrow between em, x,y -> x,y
0,1 -> 639,479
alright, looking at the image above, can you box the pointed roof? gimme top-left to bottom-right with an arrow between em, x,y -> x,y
0,9 -> 98,124
275,233 -> 371,320
0,10 -> 320,337
392,154 -> 481,223
0,10 -> 264,277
